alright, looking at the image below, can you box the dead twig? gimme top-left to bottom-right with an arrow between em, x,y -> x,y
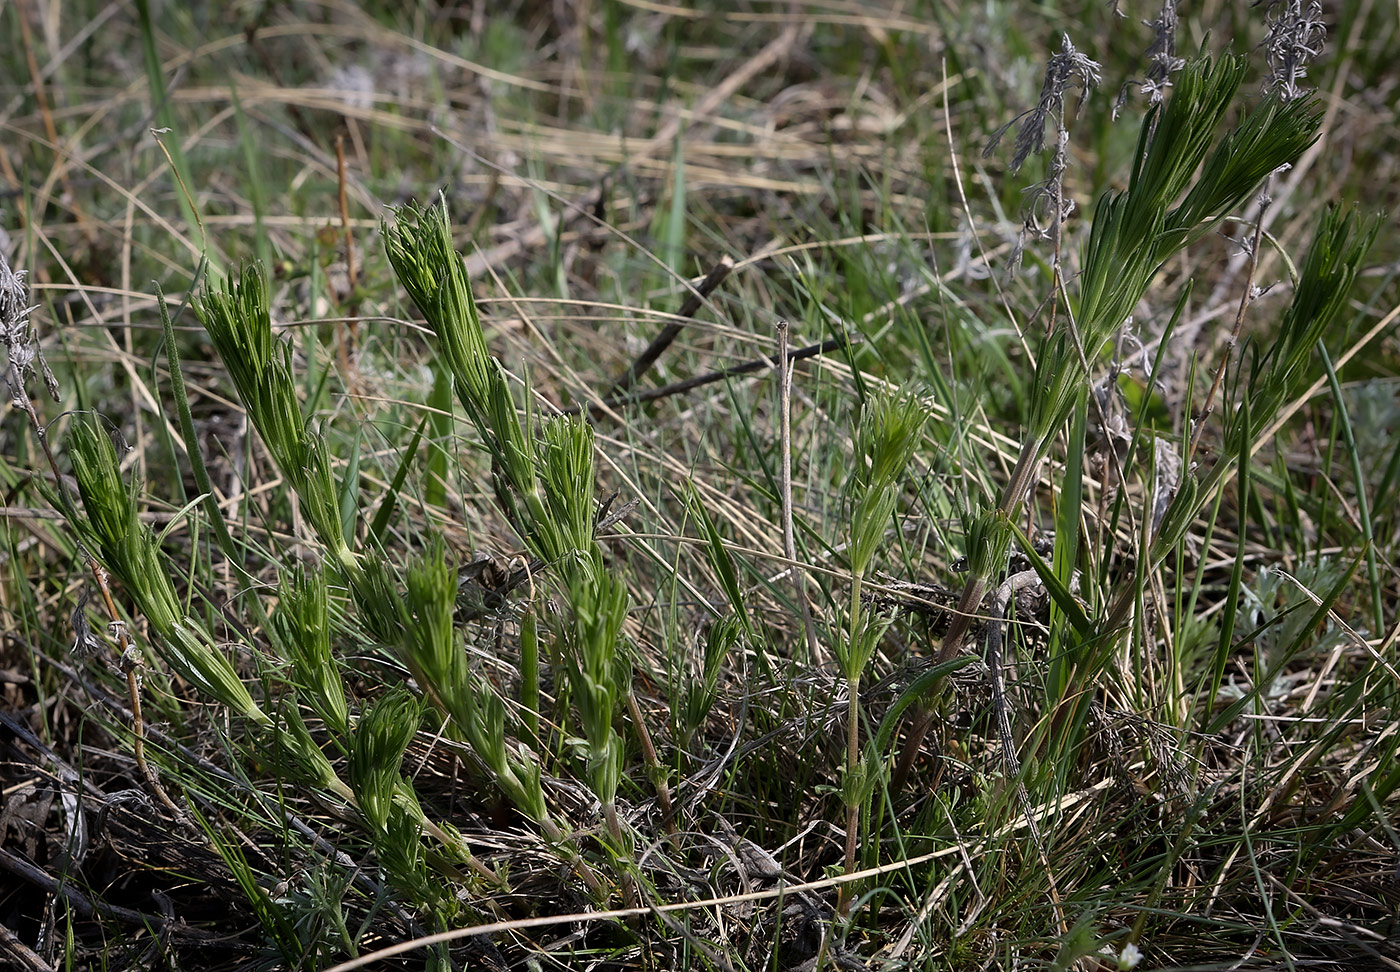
0,847 -> 228,942
561,335 -> 855,417
605,255 -> 735,400
776,319 -> 821,665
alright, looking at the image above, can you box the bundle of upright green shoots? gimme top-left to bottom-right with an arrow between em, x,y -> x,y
895,50 -> 1330,780
385,197 -> 644,899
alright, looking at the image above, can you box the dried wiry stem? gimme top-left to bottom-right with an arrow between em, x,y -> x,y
1189,185 -> 1271,467
335,133 -> 359,391
624,688 -> 676,835
605,255 -> 734,401
564,335 -> 854,417
777,319 -> 821,664
335,133 -> 357,290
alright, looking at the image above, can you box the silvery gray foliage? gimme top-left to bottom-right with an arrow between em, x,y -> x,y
986,34 -> 1101,269
1022,127 -> 1074,241
1114,0 -> 1186,116
985,33 -> 1103,175
1261,0 -> 1326,101
1,251 -> 59,404
1143,0 -> 1186,101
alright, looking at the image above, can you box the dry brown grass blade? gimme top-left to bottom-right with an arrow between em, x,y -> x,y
462,24 -> 802,279
605,255 -> 735,399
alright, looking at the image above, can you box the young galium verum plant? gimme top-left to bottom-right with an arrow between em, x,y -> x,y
270,567 -> 350,736
402,539 -> 549,824
67,415 -> 271,727
383,198 -> 539,532
347,687 -> 450,917
197,267 -> 359,575
838,391 -> 928,901
384,200 -> 635,862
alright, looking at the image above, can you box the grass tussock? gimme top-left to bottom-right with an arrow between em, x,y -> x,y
1,2 -> 1398,970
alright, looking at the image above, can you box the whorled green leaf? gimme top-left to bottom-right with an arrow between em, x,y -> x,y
67,416 -> 270,726
271,567 -> 348,735
196,266 -> 358,573
383,197 -> 534,500
271,695 -> 341,792
349,686 -> 422,833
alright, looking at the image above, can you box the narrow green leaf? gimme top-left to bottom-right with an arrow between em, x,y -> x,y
1205,395 -> 1252,729
425,366 -> 452,509
155,492 -> 211,546
873,655 -> 978,757
369,418 -> 426,544
1010,520 -> 1094,640
688,484 -> 748,635
663,136 -> 686,273
1319,344 -> 1383,636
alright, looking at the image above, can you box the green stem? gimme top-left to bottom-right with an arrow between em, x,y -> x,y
520,608 -> 541,745
839,570 -> 865,915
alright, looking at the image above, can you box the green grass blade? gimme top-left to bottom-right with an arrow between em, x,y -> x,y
157,279 -> 240,565
369,418 -> 426,544
1318,343 -> 1383,636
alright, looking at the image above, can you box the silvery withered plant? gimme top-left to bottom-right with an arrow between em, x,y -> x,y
1,252 -> 58,406
896,50 -> 1326,783
985,33 -> 1101,261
